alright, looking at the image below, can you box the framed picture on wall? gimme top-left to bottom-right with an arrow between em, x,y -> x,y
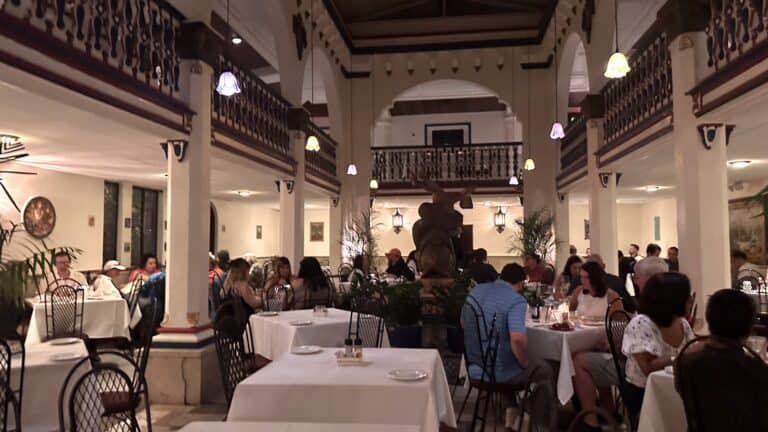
425,122 -> 471,146
310,222 -> 324,242
584,219 -> 590,240
256,225 -> 262,240
729,197 -> 768,265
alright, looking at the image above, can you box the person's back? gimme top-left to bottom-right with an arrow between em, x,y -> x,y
465,280 -> 527,382
463,262 -> 498,284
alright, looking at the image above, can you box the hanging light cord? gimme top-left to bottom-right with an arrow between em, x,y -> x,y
311,0 -> 315,107
614,0 -> 619,53
527,46 -> 531,161
553,13 -> 558,126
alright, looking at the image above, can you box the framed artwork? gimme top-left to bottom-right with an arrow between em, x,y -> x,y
729,197 -> 768,265
256,225 -> 262,240
424,122 -> 471,146
310,222 -> 324,242
23,196 -> 56,239
654,216 -> 661,241
584,219 -> 590,240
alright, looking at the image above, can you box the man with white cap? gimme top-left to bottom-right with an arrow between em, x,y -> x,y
90,260 -> 126,297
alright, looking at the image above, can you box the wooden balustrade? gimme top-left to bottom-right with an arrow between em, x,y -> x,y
212,55 -> 291,160
560,115 -> 587,172
706,0 -> 768,71
601,32 -> 672,149
1,0 -> 183,99
371,142 -> 522,188
305,122 -> 338,183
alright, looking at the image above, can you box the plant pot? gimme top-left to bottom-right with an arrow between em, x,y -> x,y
388,325 -> 422,348
446,325 -> 464,354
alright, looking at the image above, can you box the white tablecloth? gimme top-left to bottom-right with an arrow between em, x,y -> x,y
227,348 -> 456,431
638,370 -> 687,432
526,322 -> 605,405
11,340 -> 91,432
249,308 -> 389,360
180,422 -> 419,432
26,296 -> 139,347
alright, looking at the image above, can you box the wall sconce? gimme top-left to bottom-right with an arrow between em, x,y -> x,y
392,208 -> 404,234
494,207 -> 506,233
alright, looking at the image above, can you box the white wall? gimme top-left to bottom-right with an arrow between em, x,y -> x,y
212,199 -> 280,258
376,111 -> 507,147
304,208 -> 330,257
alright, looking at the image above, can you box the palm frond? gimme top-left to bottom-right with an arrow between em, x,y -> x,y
508,208 -> 559,262
341,209 -> 383,268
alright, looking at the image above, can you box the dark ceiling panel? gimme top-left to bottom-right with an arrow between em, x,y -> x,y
389,96 -> 506,116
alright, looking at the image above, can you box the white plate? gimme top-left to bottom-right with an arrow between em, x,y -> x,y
580,321 -> 604,327
664,365 -> 674,375
291,345 -> 322,355
49,337 -> 80,346
50,352 -> 84,362
290,320 -> 313,326
259,311 -> 279,317
387,369 -> 428,381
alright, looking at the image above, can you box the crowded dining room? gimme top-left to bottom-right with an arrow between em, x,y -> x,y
0,0 -> 767,430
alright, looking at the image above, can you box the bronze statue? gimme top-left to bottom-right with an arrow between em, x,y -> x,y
410,170 -> 476,278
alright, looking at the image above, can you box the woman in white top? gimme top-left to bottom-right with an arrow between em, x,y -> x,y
569,261 -> 622,319
622,272 -> 694,420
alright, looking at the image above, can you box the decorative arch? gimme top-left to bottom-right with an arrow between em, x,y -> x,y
558,32 -> 590,122
301,47 -> 343,142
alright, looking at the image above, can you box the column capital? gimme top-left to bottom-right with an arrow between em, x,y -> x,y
580,94 -> 605,120
287,107 -> 311,131
598,172 -> 622,188
697,123 -> 735,149
657,0 -> 709,42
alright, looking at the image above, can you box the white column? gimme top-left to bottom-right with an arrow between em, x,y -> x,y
555,192 -> 571,271
164,59 -> 211,329
587,119 -> 618,274
117,182 -> 133,266
523,70 -> 558,216
279,129 -> 306,268
671,33 -> 730,312
328,196 -> 343,269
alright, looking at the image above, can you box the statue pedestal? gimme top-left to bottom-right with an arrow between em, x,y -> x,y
418,277 -> 456,298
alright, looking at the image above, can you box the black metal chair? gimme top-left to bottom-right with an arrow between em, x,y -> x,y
3,335 -> 24,432
519,378 -> 558,432
337,263 -> 353,282
123,275 -> 143,321
263,284 -> 292,312
214,315 -> 253,408
347,299 -> 385,348
44,284 -> 85,341
567,408 -> 620,432
0,337 -> 21,432
605,309 -> 631,411
456,295 -> 493,422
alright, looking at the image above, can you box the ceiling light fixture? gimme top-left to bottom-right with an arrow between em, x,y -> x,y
234,190 -> 256,197
728,160 -> 752,169
305,0 -> 320,152
346,58 -> 358,176
604,0 -> 631,79
509,175 -> 519,186
231,35 -> 243,45
216,0 -> 241,97
494,207 -> 506,233
369,178 -> 379,190
550,14 -> 565,140
644,185 -> 661,193
524,47 -> 536,171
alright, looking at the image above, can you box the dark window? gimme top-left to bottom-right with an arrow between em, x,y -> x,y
432,129 -> 465,146
131,187 -> 159,266
102,182 -> 119,264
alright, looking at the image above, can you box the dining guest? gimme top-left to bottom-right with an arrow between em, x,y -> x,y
53,251 -> 88,285
216,249 -> 231,272
523,253 -> 545,283
666,246 -> 679,272
633,257 -> 668,296
570,245 -> 578,256
293,257 -> 331,309
622,272 -> 694,420
209,253 -> 224,287
569,261 -> 622,318
463,248 -> 498,284
349,254 -> 370,285
128,253 -> 159,282
586,254 -> 637,313
264,257 -> 295,292
646,243 -> 662,258
554,255 -> 582,297
90,260 -> 125,297
732,249 -> 763,282
405,250 -> 419,278
220,258 -> 262,317
628,244 -> 641,260
384,248 -> 415,281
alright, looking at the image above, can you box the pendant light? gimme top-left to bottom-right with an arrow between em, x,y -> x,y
604,0 -> 631,79
509,175 -> 519,186
216,0 -> 241,97
549,14 -> 565,140
524,47 -> 535,171
305,0 -> 320,152
346,62 -> 358,176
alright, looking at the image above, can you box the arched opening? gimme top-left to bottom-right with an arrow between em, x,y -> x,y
559,33 -> 591,126
209,202 -> 217,254
301,47 -> 343,142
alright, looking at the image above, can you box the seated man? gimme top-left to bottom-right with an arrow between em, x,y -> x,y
90,260 -> 126,297
39,251 -> 87,294
462,248 -> 498,283
384,248 -> 415,281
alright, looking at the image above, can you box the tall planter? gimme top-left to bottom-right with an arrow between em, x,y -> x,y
388,325 -> 422,348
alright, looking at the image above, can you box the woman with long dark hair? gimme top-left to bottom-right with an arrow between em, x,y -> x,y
569,261 -> 621,318
293,257 -> 331,309
221,258 -> 262,315
554,255 -> 583,297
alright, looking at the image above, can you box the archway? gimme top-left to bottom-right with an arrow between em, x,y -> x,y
209,202 -> 217,254
559,32 -> 591,125
301,47 -> 343,143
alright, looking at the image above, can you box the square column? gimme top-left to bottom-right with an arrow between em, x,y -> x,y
117,182 -> 133,265
670,33 -> 731,310
587,119 -> 618,274
279,124 -> 306,267
555,192 -> 571,270
328,196 -> 343,270
163,59 -> 212,329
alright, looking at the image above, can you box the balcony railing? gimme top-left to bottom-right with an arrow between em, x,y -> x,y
602,32 -> 672,149
706,1 -> 767,71
560,115 -> 587,172
305,122 -> 338,184
372,142 -> 522,189
1,0 -> 183,100
212,55 -> 291,160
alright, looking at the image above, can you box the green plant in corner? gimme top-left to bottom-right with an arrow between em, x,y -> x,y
508,208 -> 559,262
341,209 -> 382,269
430,274 -> 473,326
381,280 -> 423,329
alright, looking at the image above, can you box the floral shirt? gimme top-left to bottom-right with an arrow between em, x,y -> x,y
622,314 -> 694,387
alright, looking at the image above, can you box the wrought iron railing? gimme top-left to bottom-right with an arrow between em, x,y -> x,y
371,142 -> 522,187
706,1 -> 767,71
305,122 -> 338,183
560,115 -> 587,172
212,55 -> 291,160
602,32 -> 672,149
0,0 -> 183,99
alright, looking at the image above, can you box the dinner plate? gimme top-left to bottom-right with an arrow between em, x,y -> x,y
49,337 -> 80,346
387,369 -> 428,381
664,365 -> 674,375
50,352 -> 85,362
259,311 -> 279,317
580,321 -> 604,327
290,320 -> 313,326
291,345 -> 322,355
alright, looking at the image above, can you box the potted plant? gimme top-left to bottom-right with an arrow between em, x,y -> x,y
382,280 -> 423,348
509,208 -> 560,261
430,275 -> 473,353
340,209 -> 382,271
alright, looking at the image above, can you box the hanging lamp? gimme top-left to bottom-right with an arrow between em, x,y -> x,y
346,61 -> 358,176
216,0 -> 241,97
549,14 -> 565,140
604,0 -> 631,79
305,0 -> 320,152
524,47 -> 535,171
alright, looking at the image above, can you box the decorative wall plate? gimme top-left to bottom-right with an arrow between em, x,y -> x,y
23,196 -> 56,239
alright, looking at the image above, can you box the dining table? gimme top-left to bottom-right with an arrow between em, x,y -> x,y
179,421 -> 420,432
637,369 -> 686,432
10,338 -> 91,432
248,308 -> 390,360
25,293 -> 140,347
526,319 -> 606,405
227,348 -> 456,431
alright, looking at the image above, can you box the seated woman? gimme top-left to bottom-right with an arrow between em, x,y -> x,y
554,255 -> 582,298
349,254 -> 370,285
292,257 -> 331,309
622,272 -> 694,420
264,257 -> 294,291
128,253 -> 159,282
569,261 -> 622,319
220,258 -> 262,321
90,260 -> 126,297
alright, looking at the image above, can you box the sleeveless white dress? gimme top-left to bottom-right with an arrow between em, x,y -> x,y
576,291 -> 608,319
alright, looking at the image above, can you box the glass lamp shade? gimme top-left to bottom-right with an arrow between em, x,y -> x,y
549,122 -> 565,140
524,158 -> 536,171
494,208 -> 506,233
216,71 -> 241,96
509,175 -> 519,186
604,52 -> 631,79
369,179 -> 379,190
346,163 -> 358,176
305,135 -> 320,151
392,208 -> 404,233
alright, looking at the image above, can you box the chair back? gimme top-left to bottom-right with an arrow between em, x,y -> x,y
0,338 -> 19,432
521,379 -> 558,432
302,278 -> 332,309
674,336 -> 768,432
461,296 -> 498,383
348,299 -> 385,348
337,263 -> 353,282
213,316 -> 252,407
131,299 -> 157,389
1,335 -> 24,429
567,408 -> 619,432
264,284 -> 292,312
44,284 -> 85,341
605,309 -> 631,386
123,276 -> 143,320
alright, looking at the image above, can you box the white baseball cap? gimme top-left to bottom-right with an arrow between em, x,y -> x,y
103,260 -> 126,272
